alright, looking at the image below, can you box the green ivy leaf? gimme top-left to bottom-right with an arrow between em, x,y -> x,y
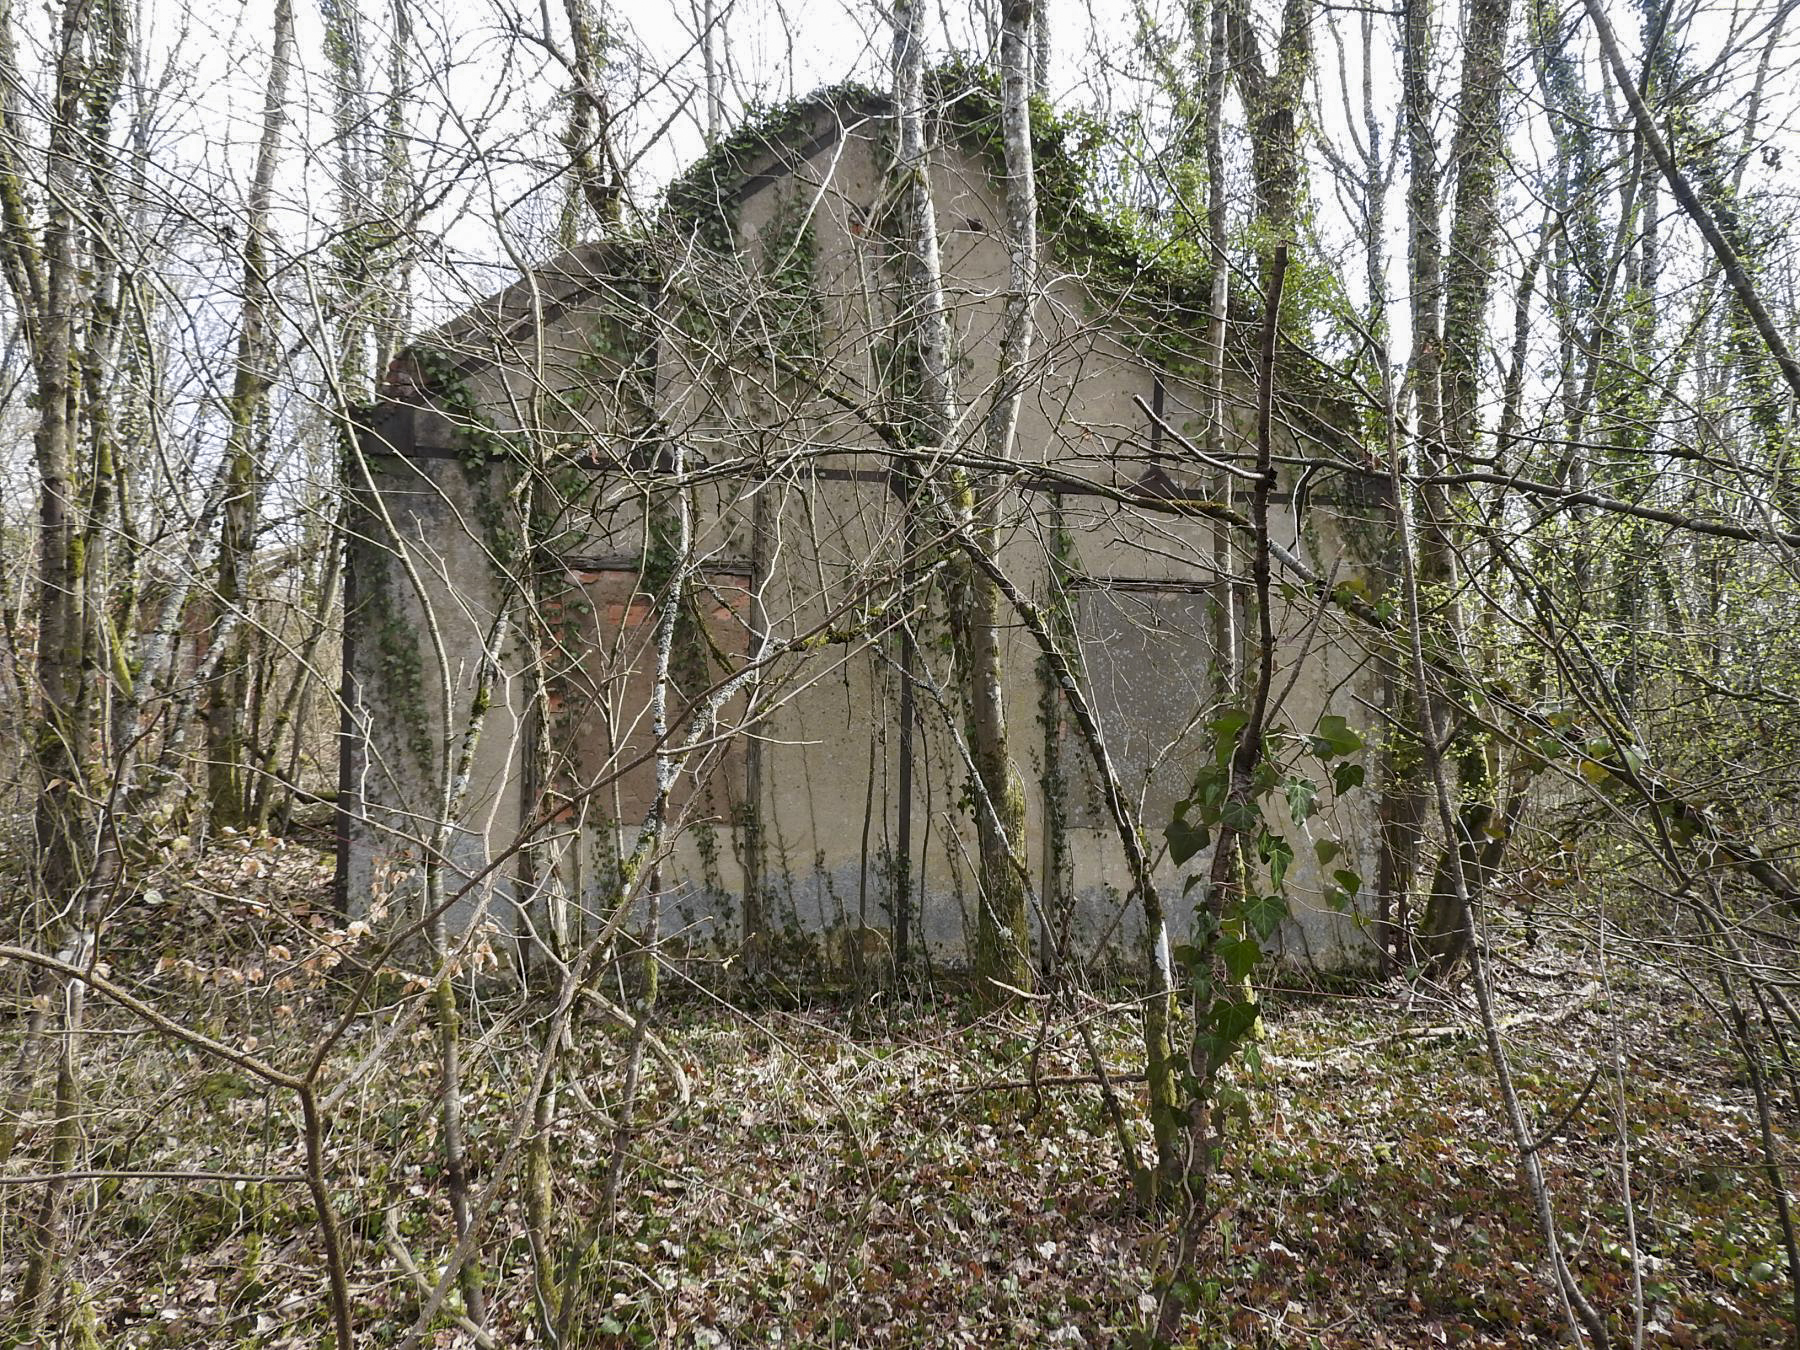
1211,709 -> 1250,762
1310,714 -> 1362,760
1190,764 -> 1228,814
1532,730 -> 1570,762
1221,797 -> 1260,833
1243,891 -> 1288,939
1208,998 -> 1262,1044
1284,776 -> 1318,824
1218,935 -> 1262,983
1666,809 -> 1700,846
1166,815 -> 1210,866
1260,831 -> 1294,890
1241,1041 -> 1265,1079
1333,762 -> 1365,795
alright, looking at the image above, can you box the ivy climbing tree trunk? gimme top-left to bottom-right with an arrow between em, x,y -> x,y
1031,0 -> 1050,94
0,0 -> 133,1327
1157,245 -> 1288,1341
0,0 -> 108,903
1582,0 -> 1800,403
1379,0 -> 1443,959
1440,0 -> 1514,463
560,0 -> 621,239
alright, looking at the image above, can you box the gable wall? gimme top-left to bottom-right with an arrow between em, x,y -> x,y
341,106 -> 1389,971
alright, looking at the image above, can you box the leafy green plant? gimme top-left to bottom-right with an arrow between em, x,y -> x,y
1153,706 -> 1364,1338
1165,710 -> 1364,1111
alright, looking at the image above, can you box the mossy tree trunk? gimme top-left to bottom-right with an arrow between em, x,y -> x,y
559,0 -> 621,237
1225,0 -> 1312,268
0,0 -> 116,903
0,0 -> 131,1326
965,0 -> 1039,990
1416,0 -> 1515,968
1381,0 -> 1445,954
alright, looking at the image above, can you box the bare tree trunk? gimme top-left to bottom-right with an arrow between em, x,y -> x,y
1224,0 -> 1311,262
16,973 -> 84,1335
701,0 -> 722,144
421,603 -> 512,1333
962,0 -> 1037,991
741,480 -> 773,960
560,0 -> 620,236
253,510 -> 344,831
1203,0 -> 1236,682
205,0 -> 295,833
890,0 -> 1032,991
1583,0 -> 1800,404
1379,208 -> 1614,1340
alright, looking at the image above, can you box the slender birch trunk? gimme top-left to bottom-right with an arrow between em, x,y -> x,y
1203,0 -> 1236,681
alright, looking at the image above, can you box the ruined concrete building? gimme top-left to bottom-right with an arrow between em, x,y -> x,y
336,75 -> 1393,974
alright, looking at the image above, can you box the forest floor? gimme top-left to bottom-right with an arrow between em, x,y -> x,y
1,838 -> 1793,1348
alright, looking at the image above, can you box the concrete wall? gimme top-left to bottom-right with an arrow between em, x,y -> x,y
341,97 -> 1391,972
338,404 -> 529,939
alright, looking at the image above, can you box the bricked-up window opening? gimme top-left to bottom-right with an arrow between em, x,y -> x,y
547,565 -> 752,834
1060,580 -> 1225,833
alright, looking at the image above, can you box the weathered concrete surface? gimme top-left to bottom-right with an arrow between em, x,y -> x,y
341,87 -> 1392,973
338,417 -> 528,938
